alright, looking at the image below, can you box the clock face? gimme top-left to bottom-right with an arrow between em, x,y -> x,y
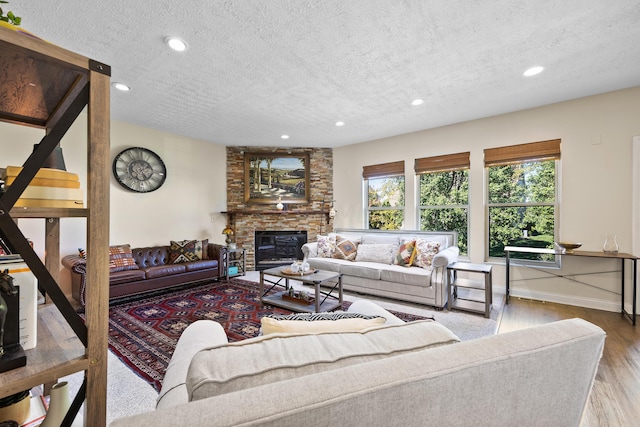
112,147 -> 167,193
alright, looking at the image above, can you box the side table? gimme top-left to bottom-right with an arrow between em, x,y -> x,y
447,262 -> 493,318
225,248 -> 246,280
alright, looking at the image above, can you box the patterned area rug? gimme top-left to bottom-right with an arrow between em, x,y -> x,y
105,279 -> 429,392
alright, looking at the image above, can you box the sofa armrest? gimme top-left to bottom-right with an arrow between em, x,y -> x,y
302,242 -> 318,258
432,245 -> 459,268
157,320 -> 228,410
62,255 -> 88,306
62,254 -> 86,271
206,243 -> 227,279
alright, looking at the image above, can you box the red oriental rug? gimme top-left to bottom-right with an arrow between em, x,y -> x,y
104,279 -> 429,392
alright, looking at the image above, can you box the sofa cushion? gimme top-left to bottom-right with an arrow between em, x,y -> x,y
360,234 -> 400,246
393,240 -> 417,267
186,320 -> 460,402
413,239 -> 441,269
184,259 -> 218,272
355,243 -> 396,264
401,235 -> 448,249
307,257 -> 349,272
341,261 -> 383,279
332,235 -> 359,261
317,234 -> 336,258
109,269 -> 147,285
380,264 -> 433,287
261,313 -> 386,335
145,263 -> 187,279
109,244 -> 139,272
169,240 -> 208,264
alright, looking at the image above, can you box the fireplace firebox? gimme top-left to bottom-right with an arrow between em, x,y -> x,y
255,230 -> 307,270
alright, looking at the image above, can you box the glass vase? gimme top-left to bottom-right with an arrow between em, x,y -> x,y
603,235 -> 619,254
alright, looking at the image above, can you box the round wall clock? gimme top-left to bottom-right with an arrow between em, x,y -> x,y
112,147 -> 167,193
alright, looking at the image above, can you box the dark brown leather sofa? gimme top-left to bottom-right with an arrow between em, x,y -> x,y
62,243 -> 227,306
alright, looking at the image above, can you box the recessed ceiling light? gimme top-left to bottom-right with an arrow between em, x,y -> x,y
112,82 -> 131,91
523,66 -> 544,77
165,37 -> 188,52
281,135 -> 290,140
335,121 -> 345,127
411,99 -> 424,106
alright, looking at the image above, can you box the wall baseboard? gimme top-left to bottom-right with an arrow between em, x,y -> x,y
507,289 -> 621,313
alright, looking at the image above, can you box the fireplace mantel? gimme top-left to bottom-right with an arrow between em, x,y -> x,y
223,210 -> 330,222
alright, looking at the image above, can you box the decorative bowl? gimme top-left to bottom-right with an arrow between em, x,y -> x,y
556,242 -> 582,253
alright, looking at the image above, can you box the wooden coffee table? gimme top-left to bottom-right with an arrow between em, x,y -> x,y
259,267 -> 343,313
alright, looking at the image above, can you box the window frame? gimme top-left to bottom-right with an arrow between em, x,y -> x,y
363,161 -> 405,230
484,140 -> 561,266
415,152 -> 470,257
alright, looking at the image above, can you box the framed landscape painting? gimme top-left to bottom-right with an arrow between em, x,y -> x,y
244,152 -> 310,204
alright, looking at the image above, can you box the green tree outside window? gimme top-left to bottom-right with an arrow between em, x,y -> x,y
487,160 -> 556,261
367,176 -> 404,230
418,170 -> 469,255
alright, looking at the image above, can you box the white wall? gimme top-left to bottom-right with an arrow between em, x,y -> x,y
334,86 -> 640,312
0,115 -> 228,296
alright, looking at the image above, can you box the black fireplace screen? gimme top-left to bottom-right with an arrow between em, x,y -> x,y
254,230 -> 307,270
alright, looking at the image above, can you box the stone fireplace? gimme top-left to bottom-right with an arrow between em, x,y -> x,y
225,146 -> 333,270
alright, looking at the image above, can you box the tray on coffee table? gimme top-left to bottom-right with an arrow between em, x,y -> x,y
280,267 -> 316,276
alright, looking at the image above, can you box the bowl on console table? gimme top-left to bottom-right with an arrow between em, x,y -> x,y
555,242 -> 582,254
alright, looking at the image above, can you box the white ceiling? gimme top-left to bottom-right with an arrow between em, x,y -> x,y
15,1 -> 640,148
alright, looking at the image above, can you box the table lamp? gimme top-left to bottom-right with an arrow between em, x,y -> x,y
222,226 -> 234,246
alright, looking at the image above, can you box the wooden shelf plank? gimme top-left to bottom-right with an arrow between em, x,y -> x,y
9,207 -> 88,218
0,304 -> 87,399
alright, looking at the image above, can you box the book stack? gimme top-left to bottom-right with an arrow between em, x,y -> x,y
2,166 -> 84,208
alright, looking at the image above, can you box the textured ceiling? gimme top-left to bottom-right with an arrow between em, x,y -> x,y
14,1 -> 640,147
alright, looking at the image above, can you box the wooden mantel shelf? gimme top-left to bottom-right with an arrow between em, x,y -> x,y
223,209 -> 331,221
224,210 -> 327,215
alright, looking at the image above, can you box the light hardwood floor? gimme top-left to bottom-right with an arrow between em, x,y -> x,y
499,298 -> 640,426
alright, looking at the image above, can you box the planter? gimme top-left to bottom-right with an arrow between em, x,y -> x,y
0,21 -> 41,39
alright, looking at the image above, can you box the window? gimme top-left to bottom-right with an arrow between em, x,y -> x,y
416,152 -> 470,256
485,139 -> 560,262
363,161 -> 405,230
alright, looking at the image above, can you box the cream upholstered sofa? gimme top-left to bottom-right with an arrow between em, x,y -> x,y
110,300 -> 605,427
301,229 -> 459,308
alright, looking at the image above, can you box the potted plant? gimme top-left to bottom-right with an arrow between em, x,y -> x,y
0,1 -> 21,27
0,2 -> 39,39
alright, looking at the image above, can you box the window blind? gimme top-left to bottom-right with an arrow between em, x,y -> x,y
484,139 -> 560,166
362,160 -> 405,179
414,152 -> 470,174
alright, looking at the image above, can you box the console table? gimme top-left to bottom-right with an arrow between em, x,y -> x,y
504,246 -> 637,325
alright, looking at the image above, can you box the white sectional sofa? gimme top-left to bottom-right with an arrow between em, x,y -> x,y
301,228 -> 459,308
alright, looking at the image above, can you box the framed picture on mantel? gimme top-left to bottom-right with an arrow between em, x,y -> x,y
244,152 -> 310,204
